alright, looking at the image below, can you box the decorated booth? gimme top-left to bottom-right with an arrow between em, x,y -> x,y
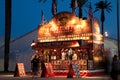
31,11 -> 104,76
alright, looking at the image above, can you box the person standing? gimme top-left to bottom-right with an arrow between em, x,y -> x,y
41,59 -> 47,77
31,55 -> 39,77
110,55 -> 119,80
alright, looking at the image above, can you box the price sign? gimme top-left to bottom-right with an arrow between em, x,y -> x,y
14,63 -> 26,77
45,63 -> 55,77
72,62 -> 81,78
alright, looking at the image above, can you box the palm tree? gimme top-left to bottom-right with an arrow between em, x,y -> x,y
77,0 -> 88,18
4,0 -> 11,72
39,0 -> 64,16
94,1 -> 112,65
94,0 -> 112,35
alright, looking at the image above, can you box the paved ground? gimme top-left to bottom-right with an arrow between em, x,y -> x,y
0,76 -> 112,80
0,72 -> 114,80
0,72 -> 120,80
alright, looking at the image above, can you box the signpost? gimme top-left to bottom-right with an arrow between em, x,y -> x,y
87,60 -> 94,70
45,63 -> 55,77
72,62 -> 81,78
14,63 -> 26,77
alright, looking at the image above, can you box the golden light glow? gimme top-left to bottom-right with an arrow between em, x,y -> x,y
93,18 -> 100,34
38,36 -> 90,42
93,33 -> 103,41
38,12 -> 102,43
49,21 -> 58,32
81,20 -> 87,28
70,18 -> 76,24
94,57 -> 99,62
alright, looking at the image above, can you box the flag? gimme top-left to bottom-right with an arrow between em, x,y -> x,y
88,3 -> 93,20
71,0 -> 77,14
52,0 -> 57,15
41,10 -> 44,25
88,3 -> 93,32
75,0 -> 78,8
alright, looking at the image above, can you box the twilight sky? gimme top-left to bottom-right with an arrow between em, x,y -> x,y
0,0 -> 119,39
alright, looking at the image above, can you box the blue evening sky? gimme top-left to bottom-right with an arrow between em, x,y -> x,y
0,0 -> 119,39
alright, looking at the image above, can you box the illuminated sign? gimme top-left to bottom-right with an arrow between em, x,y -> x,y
38,33 -> 92,42
37,41 -> 79,48
38,12 -> 101,43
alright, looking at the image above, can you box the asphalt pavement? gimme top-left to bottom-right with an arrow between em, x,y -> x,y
0,76 -> 112,80
0,72 -> 114,80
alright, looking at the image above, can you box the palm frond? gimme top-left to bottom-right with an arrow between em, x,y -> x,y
106,7 -> 112,13
106,2 -> 111,7
77,0 -> 88,7
94,0 -> 112,13
94,9 -> 99,13
38,0 -> 47,3
106,9 -> 110,13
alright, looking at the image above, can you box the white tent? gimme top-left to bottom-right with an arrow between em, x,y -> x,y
104,38 -> 118,56
0,29 -> 37,72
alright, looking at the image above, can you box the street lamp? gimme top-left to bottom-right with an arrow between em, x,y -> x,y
104,31 -> 108,37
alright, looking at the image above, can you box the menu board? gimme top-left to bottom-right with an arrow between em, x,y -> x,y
72,62 -> 81,78
87,60 -> 94,70
14,63 -> 26,77
45,63 -> 55,77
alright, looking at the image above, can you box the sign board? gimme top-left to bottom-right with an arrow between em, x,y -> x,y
87,60 -> 94,70
72,62 -> 81,78
14,63 -> 26,77
38,12 -> 92,43
45,63 -> 55,77
37,41 -> 80,48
